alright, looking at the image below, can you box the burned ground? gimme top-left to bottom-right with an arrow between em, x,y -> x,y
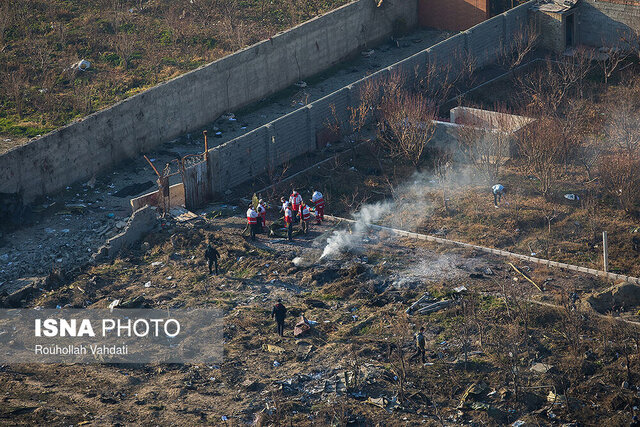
1,213 -> 639,426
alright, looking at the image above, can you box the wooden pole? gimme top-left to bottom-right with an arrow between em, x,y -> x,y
603,231 -> 609,272
203,130 -> 208,157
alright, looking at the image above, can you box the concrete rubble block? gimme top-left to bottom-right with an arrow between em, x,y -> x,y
92,205 -> 158,262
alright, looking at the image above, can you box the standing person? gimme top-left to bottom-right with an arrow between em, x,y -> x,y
204,242 -> 220,275
246,204 -> 259,241
284,203 -> 294,241
312,190 -> 325,224
410,326 -> 426,363
492,184 -> 506,208
271,299 -> 287,337
257,199 -> 267,230
289,189 -> 302,222
299,201 -> 311,234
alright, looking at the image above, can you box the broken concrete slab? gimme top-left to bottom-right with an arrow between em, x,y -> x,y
92,206 -> 158,262
415,299 -> 453,315
366,396 -> 400,412
530,363 -> 553,374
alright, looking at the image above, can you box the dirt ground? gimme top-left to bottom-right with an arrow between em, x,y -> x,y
1,212 -> 638,426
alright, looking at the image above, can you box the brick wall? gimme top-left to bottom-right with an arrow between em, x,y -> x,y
419,0 -> 489,31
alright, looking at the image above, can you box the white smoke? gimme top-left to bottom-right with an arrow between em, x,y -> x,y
320,201 -> 392,259
292,256 -> 313,267
318,167 -> 487,261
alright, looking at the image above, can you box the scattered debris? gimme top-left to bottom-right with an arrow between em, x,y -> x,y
169,207 -> 199,222
415,299 -> 453,315
530,363 -> 553,374
294,81 -> 307,88
405,292 -> 433,314
108,299 -> 120,311
366,396 -> 400,412
361,49 -> 375,57
297,341 -> 313,361
294,315 -> 312,337
72,59 -> 91,71
263,344 -> 286,355
508,263 -> 542,292
458,382 -> 488,409
547,391 -> 567,404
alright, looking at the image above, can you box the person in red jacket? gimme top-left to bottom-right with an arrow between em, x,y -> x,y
299,201 -> 311,234
257,199 -> 267,230
284,204 -> 293,241
246,204 -> 259,240
312,190 -> 324,224
289,190 -> 302,222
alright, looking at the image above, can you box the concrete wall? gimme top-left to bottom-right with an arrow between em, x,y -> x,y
0,0 -> 418,203
577,0 -> 640,47
533,10 -> 566,53
450,106 -> 535,131
195,1 -> 535,203
130,183 -> 185,212
419,0 -> 489,31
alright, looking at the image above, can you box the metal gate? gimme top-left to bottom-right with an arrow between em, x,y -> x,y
181,155 -> 210,211
180,130 -> 213,211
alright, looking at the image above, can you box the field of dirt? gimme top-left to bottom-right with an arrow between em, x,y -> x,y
2,210 -> 639,425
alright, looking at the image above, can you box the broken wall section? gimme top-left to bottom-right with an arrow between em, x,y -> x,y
92,205 -> 158,262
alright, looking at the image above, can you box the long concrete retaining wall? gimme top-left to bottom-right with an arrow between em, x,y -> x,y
200,1 -> 533,199
325,215 -> 640,286
0,0 -> 418,203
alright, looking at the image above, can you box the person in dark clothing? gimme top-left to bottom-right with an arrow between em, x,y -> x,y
409,326 -> 426,363
204,243 -> 220,275
271,299 -> 287,336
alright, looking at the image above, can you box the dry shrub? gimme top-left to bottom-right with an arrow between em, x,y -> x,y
378,89 -> 436,171
516,117 -> 564,196
598,153 -> 640,215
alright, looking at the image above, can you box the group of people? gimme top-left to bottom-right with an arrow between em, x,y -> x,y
246,189 -> 325,241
